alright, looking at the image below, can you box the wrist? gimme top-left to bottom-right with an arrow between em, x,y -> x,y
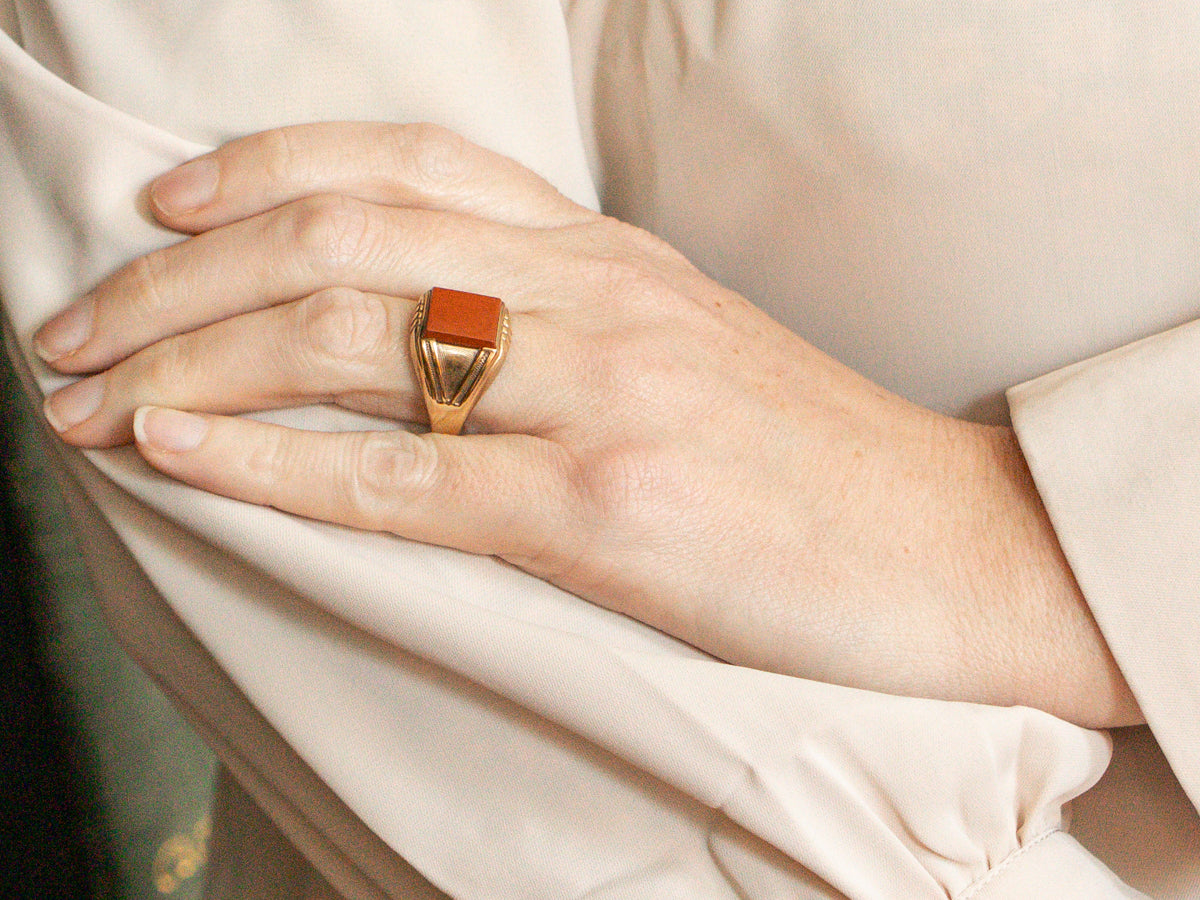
964,425 -> 1143,728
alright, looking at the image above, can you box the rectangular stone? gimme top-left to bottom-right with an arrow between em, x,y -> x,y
424,287 -> 502,350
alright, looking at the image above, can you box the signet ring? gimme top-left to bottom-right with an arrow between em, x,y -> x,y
409,287 -> 511,435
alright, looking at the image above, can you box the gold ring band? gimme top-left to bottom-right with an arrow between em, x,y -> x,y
409,287 -> 511,435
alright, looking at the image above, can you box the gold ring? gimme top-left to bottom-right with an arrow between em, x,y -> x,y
409,287 -> 511,435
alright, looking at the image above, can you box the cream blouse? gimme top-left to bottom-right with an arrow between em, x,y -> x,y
1,1 -> 1197,897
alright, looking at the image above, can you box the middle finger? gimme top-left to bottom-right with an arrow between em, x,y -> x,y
37,195 -> 553,374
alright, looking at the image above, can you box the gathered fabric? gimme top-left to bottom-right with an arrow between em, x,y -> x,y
3,1 -> 1198,896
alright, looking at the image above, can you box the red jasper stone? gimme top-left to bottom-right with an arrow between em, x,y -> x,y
424,287 -> 502,350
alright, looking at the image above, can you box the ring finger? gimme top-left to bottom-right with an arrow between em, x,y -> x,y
44,287 -> 573,448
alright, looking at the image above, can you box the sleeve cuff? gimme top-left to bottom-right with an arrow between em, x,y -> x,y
963,830 -> 1144,899
1008,318 -> 1200,813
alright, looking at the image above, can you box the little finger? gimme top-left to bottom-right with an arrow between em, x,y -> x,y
133,407 -> 582,567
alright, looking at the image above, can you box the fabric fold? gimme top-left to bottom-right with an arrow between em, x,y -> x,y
0,4 -> 1134,897
961,831 -> 1144,900
1009,320 -> 1200,817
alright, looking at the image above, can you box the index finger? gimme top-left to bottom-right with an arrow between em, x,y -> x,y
149,122 -> 595,232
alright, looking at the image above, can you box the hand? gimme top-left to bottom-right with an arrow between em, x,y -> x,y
36,123 -> 1140,728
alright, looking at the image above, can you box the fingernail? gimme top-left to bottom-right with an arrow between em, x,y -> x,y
151,155 -> 219,215
35,296 -> 95,362
134,406 -> 209,452
44,376 -> 105,432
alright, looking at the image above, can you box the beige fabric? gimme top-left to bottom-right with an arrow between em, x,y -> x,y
0,0 -> 1192,897
1009,321 -> 1200,848
565,1 -> 1200,892
1012,318 -> 1200,748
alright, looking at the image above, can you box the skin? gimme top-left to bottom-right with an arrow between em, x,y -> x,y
35,122 -> 1141,729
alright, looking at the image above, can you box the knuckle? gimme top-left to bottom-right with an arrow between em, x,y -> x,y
578,443 -> 669,528
258,126 -> 307,187
625,218 -> 685,260
124,250 -> 176,321
282,194 -> 377,275
240,426 -> 290,498
569,218 -> 695,307
347,433 -> 439,526
392,122 -> 470,189
577,253 -> 665,314
602,215 -> 689,267
297,288 -> 392,367
136,333 -> 192,386
575,329 -> 667,415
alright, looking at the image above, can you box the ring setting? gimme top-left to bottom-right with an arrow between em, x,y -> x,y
409,287 -> 510,435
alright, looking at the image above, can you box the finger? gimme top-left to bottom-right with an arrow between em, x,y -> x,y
44,288 -> 567,448
148,122 -> 595,232
132,407 -> 581,567
35,195 -> 548,373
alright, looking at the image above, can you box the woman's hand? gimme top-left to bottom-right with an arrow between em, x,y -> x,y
35,123 -> 1139,728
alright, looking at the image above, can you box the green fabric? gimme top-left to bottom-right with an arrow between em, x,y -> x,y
1,351 -> 216,900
